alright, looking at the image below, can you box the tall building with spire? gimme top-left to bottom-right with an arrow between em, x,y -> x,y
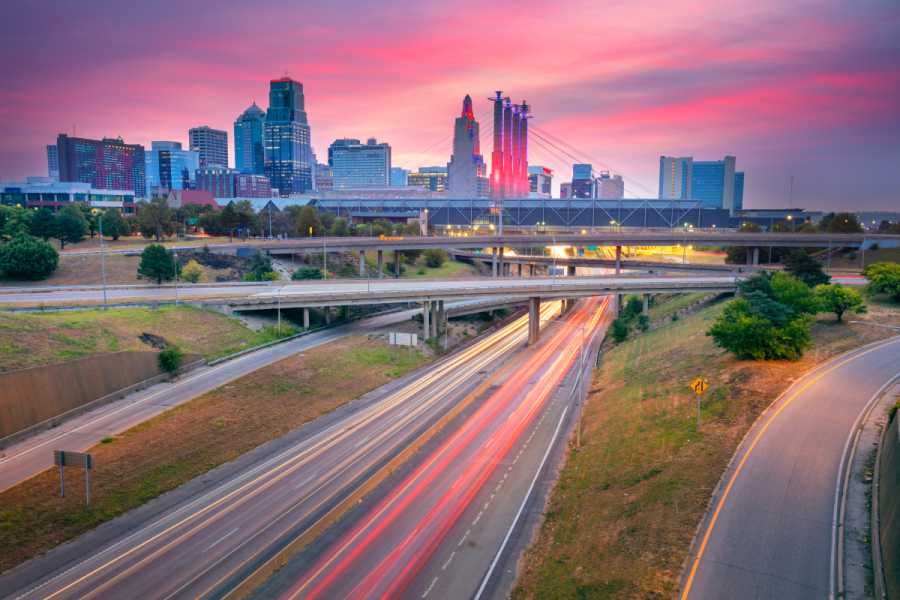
447,95 -> 488,198
234,102 -> 266,175
264,76 -> 312,196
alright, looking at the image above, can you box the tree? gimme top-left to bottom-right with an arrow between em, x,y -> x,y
771,221 -> 793,233
423,249 -> 447,268
623,295 -> 643,318
232,199 -> 256,240
137,196 -> 176,242
181,259 -> 206,283
297,205 -> 323,237
100,208 -> 130,241
247,249 -> 275,280
29,208 -> 58,241
815,283 -> 866,322
611,318 -> 631,343
783,249 -> 830,287
725,221 -> 763,264
825,212 -> 864,234
136,243 -> 178,285
863,262 -> 900,296
877,220 -> 892,234
401,249 -> 423,263
329,217 -> 349,238
796,223 -> 818,234
292,267 -> 324,280
319,210 -> 337,232
0,233 -> 59,280
54,205 -> 88,249
77,203 -> 99,238
885,223 -> 900,235
818,212 -> 836,232
218,203 -> 240,241
707,299 -> 814,361
770,272 -> 820,316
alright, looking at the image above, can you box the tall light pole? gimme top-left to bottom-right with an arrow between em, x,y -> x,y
98,211 -> 107,310
550,234 -> 557,284
173,247 -> 178,305
547,318 -> 585,448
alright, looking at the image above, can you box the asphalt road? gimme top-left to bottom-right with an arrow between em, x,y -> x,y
0,304 -> 549,600
249,295 -> 611,600
0,309 -> 425,493
682,335 -> 900,600
0,284 -> 273,303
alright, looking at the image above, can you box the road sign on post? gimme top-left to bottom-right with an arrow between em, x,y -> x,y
390,332 -> 417,363
689,378 -> 708,427
54,450 -> 94,505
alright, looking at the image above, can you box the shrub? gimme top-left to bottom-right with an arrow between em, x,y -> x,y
292,267 -> 324,280
180,259 -> 206,284
202,243 -> 211,254
783,249 -> 830,287
385,261 -> 406,276
417,268 -> 426,275
611,318 -> 631,343
864,262 -> 900,295
0,233 -> 59,280
423,249 -> 447,268
137,244 -> 178,285
158,345 -> 184,371
261,271 -> 281,281
814,283 -> 867,322
263,322 -> 297,338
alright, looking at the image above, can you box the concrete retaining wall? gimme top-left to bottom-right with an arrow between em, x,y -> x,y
0,351 -> 203,445
879,413 -> 900,600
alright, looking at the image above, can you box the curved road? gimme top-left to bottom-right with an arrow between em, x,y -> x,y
682,335 -> 900,600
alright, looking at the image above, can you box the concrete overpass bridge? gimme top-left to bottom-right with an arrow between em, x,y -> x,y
218,275 -> 737,345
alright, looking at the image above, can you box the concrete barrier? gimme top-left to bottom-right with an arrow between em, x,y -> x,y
0,351 -> 203,448
878,412 -> 900,599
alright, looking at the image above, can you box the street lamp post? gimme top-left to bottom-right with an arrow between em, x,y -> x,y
683,223 -> 688,264
173,247 -> 178,305
98,212 -> 107,310
550,234 -> 557,284
547,318 -> 585,448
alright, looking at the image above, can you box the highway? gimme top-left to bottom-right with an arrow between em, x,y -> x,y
0,308 -> 419,493
0,284 -> 273,304
0,302 -> 561,600
249,295 -> 611,600
681,336 -> 900,600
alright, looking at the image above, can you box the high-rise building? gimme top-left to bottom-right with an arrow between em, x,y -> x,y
596,171 -> 624,199
189,126 -> 228,167
489,92 -> 530,199
528,166 -> 553,198
315,164 -> 334,190
447,95 -> 488,198
328,139 -> 360,166
265,76 -> 312,195
659,155 -> 744,214
332,138 -> 391,188
56,134 -> 147,197
195,166 -> 273,199
46,145 -> 59,181
234,103 -> 266,175
391,167 -> 410,186
572,164 -> 593,198
145,141 -> 200,198
408,167 -> 448,192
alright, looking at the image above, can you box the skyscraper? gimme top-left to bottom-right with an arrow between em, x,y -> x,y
572,164 -> 593,198
331,138 -> 391,188
234,103 -> 266,175
46,145 -> 59,181
659,155 -> 744,214
265,76 -> 312,196
596,171 -> 624,199
56,134 -> 147,197
189,126 -> 228,167
391,167 -> 410,186
328,139 -> 360,166
489,92 -> 529,199
447,95 -> 488,198
145,141 -> 200,197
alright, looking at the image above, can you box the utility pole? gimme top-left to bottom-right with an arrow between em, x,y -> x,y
99,212 -> 107,310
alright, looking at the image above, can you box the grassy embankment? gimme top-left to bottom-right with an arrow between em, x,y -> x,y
828,247 -> 900,274
646,293 -> 710,322
54,236 -> 232,253
357,251 -> 483,279
512,292 -> 900,599
0,334 -> 429,574
0,305 -> 274,372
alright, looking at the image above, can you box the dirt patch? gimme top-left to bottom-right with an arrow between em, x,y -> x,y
138,333 -> 169,349
511,298 -> 900,600
175,250 -> 253,282
0,334 -> 429,575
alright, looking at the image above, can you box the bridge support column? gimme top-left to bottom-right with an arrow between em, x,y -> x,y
303,307 -> 310,329
528,297 -> 540,345
753,247 -> 759,265
518,263 -> 522,277
492,247 -> 498,277
423,302 -> 430,339
643,294 -> 649,317
325,306 -> 330,324
377,250 -> 384,279
498,247 -> 505,277
438,300 -> 444,332
394,250 -> 400,278
615,294 -> 622,315
431,301 -> 438,338
567,265 -> 576,276
530,264 -> 535,277
616,246 -> 621,274
359,250 -> 366,277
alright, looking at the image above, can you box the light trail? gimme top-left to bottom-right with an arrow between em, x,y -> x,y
279,296 -> 609,600
14,308 -> 547,600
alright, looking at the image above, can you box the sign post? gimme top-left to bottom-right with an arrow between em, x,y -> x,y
54,450 -> 94,505
689,378 -> 708,427
390,332 -> 417,364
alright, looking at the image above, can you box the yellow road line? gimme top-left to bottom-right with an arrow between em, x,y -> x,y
681,337 -> 900,599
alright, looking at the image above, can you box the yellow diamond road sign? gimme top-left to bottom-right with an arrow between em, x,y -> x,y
690,378 -> 708,395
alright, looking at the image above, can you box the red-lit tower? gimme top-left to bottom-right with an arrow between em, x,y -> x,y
519,101 -> 530,197
489,92 -> 507,200
511,105 -> 521,197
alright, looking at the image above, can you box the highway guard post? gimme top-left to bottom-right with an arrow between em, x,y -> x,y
54,450 -> 94,506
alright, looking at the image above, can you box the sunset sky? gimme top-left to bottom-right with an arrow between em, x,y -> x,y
1,0 -> 897,210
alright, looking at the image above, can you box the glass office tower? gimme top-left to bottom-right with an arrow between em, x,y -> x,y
145,141 -> 200,197
265,77 -> 312,195
234,102 -> 266,175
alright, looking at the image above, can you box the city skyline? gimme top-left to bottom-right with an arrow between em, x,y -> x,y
0,0 -> 897,210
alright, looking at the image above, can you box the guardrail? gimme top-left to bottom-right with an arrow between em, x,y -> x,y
0,281 -> 277,294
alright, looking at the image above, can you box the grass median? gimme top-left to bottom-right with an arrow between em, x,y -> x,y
0,334 -> 429,575
512,298 -> 900,599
